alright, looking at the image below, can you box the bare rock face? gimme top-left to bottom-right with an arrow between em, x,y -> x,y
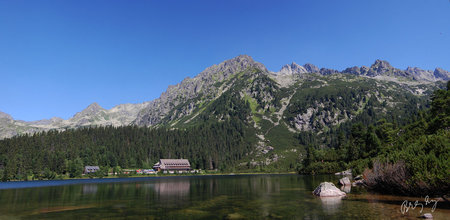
369,59 -> 394,74
72,102 -> 105,119
0,111 -> 13,120
278,62 -> 308,75
342,66 -> 361,75
434,68 -> 450,81
303,63 -> 320,73
405,67 -> 435,81
313,182 -> 346,197
319,68 -> 339,75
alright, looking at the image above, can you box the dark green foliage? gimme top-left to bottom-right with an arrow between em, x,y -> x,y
365,82 -> 450,196
298,81 -> 450,196
0,120 -> 254,181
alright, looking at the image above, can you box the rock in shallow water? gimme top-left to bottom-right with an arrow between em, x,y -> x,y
339,177 -> 351,186
313,182 -> 346,197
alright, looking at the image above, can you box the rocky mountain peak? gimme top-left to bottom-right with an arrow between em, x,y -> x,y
73,102 -> 105,119
342,66 -> 362,75
434,68 -> 450,81
366,59 -> 399,76
371,59 -> 393,71
134,55 -> 269,126
303,63 -> 320,73
86,102 -> 103,111
0,111 -> 13,120
200,55 -> 267,79
278,62 -> 307,75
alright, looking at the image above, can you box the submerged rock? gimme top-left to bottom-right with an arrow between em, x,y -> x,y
338,177 -> 351,186
313,182 -> 346,197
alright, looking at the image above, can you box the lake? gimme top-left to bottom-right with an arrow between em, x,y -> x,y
0,174 -> 448,219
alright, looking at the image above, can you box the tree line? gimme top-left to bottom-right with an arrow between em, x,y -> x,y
0,119 -> 254,181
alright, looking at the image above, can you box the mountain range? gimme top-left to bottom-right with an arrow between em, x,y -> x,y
1,55 -> 448,140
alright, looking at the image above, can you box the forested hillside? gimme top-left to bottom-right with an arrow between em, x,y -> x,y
0,120 -> 255,181
0,56 -> 447,188
298,81 -> 450,196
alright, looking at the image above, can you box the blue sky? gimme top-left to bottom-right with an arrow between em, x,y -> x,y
1,0 -> 449,121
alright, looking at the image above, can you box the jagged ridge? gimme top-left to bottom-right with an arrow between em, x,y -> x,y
1,55 -> 448,140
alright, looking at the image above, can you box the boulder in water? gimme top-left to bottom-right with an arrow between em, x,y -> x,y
313,182 -> 346,197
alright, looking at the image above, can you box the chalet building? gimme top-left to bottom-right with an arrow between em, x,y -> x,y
153,159 -> 191,172
84,166 -> 100,174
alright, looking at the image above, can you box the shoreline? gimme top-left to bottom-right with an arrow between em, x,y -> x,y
0,172 -> 298,190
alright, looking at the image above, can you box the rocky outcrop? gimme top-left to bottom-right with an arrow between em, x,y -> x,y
0,111 -> 13,121
434,68 -> 450,81
405,67 -> 436,81
341,60 -> 448,82
278,62 -> 308,75
303,63 -> 320,73
343,66 -> 362,75
276,62 -> 326,76
72,102 -> 104,119
319,68 -> 339,75
339,177 -> 351,186
313,182 -> 346,197
367,60 -> 396,76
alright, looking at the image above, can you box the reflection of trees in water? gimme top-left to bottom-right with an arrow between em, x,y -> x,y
195,175 -> 281,197
82,184 -> 98,195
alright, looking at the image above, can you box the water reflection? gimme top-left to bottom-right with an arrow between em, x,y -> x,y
152,179 -> 190,197
0,175 -> 449,219
82,184 -> 98,194
320,196 -> 344,214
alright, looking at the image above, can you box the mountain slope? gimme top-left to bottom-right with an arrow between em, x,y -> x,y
0,55 -> 448,141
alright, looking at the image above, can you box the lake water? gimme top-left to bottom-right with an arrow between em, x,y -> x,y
0,174 -> 448,219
